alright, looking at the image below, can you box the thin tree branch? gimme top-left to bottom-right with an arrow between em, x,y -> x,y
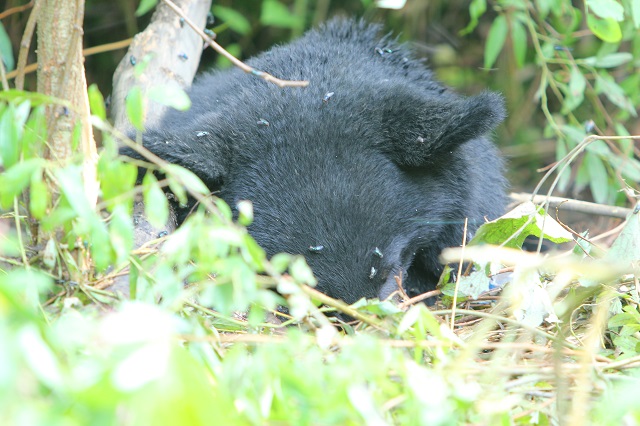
162,0 -> 310,88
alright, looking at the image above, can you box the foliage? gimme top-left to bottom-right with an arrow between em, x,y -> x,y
1,0 -> 640,425
468,0 -> 640,205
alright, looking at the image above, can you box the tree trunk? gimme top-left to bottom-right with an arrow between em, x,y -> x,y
36,0 -> 97,206
36,0 -> 98,280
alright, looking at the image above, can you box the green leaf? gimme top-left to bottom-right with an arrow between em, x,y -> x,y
109,204 -> 133,266
0,103 -> 23,168
584,152 -> 609,204
484,15 -> 508,69
29,175 -> 49,220
98,153 -> 137,211
0,22 -> 15,71
147,85 -> 192,111
143,173 -> 169,229
212,5 -> 252,35
126,86 -> 146,132
561,66 -> 586,113
631,0 -> 640,28
457,270 -> 491,300
607,205 -> 640,264
586,14 -> 622,43
260,0 -> 303,29
0,159 -> 45,209
165,164 -> 209,196
88,84 -> 106,120
582,52 -> 633,68
88,216 -> 113,270
460,0 -> 487,35
596,73 -> 637,116
55,166 -> 93,219
135,0 -> 157,16
511,20 -> 527,68
22,106 -> 47,159
470,202 -> 573,248
587,0 -> 624,21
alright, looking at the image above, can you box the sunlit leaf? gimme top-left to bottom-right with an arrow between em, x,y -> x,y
88,84 -> 106,120
135,0 -> 157,16
147,85 -> 191,111
586,14 -> 622,43
143,173 -> 169,228
587,0 -> 624,21
126,86 -> 146,132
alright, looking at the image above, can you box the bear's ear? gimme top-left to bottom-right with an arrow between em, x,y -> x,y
378,89 -> 505,167
119,127 -> 230,189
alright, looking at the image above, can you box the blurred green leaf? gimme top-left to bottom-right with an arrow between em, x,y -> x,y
585,152 -> 610,204
587,0 -> 624,21
596,73 -> 637,116
29,175 -> 49,220
0,159 -> 45,209
607,205 -> 640,264
511,19 -> 527,68
110,204 -> 134,266
471,202 -> 573,248
0,22 -> 14,71
165,164 -> 209,196
135,0 -> 157,16
143,172 -> 170,229
260,0 -> 303,29
461,0 -> 487,35
126,86 -> 146,132
22,105 -> 47,160
147,85 -> 192,111
87,84 -> 106,120
561,66 -> 586,113
582,52 -> 633,68
631,0 -> 640,28
587,14 -> 622,42
484,15 -> 508,69
212,5 -> 252,35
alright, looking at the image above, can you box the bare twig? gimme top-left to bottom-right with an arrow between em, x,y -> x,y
398,289 -> 441,309
451,217 -> 469,331
8,38 -> 132,82
0,0 -> 34,19
510,192 -> 633,219
14,0 -> 40,90
161,0 -> 309,88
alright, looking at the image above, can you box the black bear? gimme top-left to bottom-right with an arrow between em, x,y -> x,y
121,19 -> 507,304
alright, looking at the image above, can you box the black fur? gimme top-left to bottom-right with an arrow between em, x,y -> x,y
121,19 -> 507,304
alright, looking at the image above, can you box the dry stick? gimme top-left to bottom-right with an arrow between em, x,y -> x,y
398,289 -> 441,309
0,0 -> 34,19
161,0 -> 309,88
8,38 -> 132,82
14,0 -> 40,90
509,192 -> 633,219
450,217 -> 468,331
300,285 -> 386,329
